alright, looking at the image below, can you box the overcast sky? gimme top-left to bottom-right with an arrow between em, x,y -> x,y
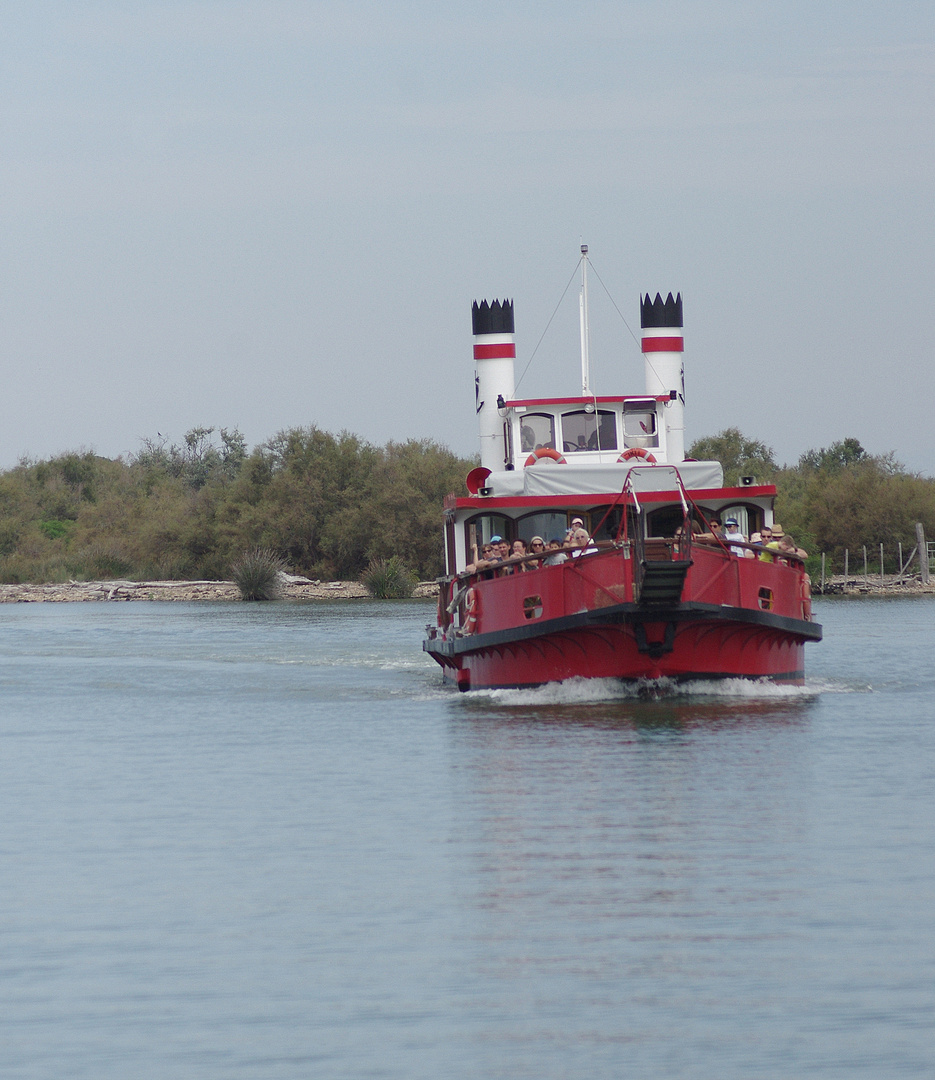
1,0 -> 932,474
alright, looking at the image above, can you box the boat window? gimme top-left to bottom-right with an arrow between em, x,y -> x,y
647,506 -> 687,537
719,505 -> 752,537
503,420 -> 514,469
623,402 -> 658,448
561,410 -> 617,452
523,595 -> 543,620
464,513 -> 512,561
519,413 -> 556,453
516,511 -> 571,545
590,505 -> 635,542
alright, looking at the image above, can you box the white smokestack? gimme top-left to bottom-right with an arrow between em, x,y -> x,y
472,299 -> 515,472
641,292 -> 685,463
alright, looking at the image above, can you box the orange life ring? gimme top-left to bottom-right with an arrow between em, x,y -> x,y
524,447 -> 567,468
463,588 -> 478,634
618,448 -> 657,463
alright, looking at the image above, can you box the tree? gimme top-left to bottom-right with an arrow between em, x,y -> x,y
688,428 -> 777,486
797,437 -> 868,474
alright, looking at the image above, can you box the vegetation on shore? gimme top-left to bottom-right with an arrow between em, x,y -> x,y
0,423 -> 931,585
0,427 -> 472,585
689,429 -> 935,573
231,548 -> 286,601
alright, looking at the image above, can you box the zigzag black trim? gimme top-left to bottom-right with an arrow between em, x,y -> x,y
472,299 -> 514,335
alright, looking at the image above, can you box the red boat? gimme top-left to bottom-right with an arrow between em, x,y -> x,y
424,248 -> 821,691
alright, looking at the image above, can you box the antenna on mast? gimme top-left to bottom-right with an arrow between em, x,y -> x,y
579,244 -> 591,395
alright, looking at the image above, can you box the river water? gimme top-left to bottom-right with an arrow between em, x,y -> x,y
0,597 -> 932,1078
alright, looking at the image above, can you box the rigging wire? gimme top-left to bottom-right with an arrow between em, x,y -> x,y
512,258 -> 582,396
513,254 -> 668,399
587,260 -> 666,392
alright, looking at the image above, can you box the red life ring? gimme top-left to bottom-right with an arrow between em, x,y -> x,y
463,588 -> 479,634
618,447 -> 657,463
524,447 -> 567,468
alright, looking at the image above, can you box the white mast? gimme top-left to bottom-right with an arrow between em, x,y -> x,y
579,244 -> 590,395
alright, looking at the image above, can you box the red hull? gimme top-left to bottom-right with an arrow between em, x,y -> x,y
428,615 -> 809,690
424,544 -> 820,691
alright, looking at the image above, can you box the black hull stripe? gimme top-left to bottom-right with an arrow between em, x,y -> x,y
424,601 -> 822,658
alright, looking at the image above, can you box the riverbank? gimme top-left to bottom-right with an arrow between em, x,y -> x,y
0,576 -> 440,603
816,574 -> 935,596
0,573 -> 931,603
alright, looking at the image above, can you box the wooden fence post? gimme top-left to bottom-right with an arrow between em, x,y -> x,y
821,552 -> 826,593
917,523 -> 929,585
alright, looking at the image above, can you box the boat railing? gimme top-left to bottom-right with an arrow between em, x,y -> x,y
692,536 -> 808,566
444,540 -> 631,635
452,538 -> 626,588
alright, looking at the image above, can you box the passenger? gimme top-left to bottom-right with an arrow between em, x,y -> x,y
465,540 -> 497,576
494,536 -> 515,575
544,538 -> 568,566
570,528 -> 598,557
723,517 -> 747,557
757,524 -> 779,562
777,533 -> 807,562
695,520 -> 721,545
674,520 -> 701,553
564,516 -> 585,544
511,538 -> 530,571
527,536 -> 545,569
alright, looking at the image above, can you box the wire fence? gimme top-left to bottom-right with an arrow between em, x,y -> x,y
814,529 -> 933,593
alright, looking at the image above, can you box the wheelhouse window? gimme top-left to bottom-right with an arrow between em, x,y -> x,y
623,401 -> 658,449
561,410 -> 617,452
519,413 -> 556,453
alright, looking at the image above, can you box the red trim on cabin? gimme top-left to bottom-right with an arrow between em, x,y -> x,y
504,394 -> 669,408
641,336 -> 684,352
473,343 -> 516,359
453,484 -> 777,510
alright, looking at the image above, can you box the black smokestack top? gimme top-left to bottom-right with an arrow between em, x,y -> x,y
472,299 -> 514,336
640,292 -> 683,329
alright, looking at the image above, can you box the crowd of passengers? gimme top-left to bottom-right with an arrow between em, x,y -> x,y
464,516 -> 806,577
687,517 -> 807,563
465,517 -> 596,575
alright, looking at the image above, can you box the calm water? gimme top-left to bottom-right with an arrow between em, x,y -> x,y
0,597 -> 933,1078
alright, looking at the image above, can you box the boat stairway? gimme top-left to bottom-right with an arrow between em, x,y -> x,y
636,559 -> 692,606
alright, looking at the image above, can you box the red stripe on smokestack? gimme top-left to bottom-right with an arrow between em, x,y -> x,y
641,336 -> 684,353
473,343 -> 516,360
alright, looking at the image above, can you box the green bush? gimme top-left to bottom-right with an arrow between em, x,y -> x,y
231,548 -> 285,601
39,519 -> 75,541
360,555 -> 417,599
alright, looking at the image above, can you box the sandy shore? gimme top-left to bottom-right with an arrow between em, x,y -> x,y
816,574 -> 935,597
0,576 -> 440,603
0,573 -> 931,603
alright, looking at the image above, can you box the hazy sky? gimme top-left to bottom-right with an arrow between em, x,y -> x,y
2,1 -> 933,473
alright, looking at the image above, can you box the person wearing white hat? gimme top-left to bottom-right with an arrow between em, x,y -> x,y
723,517 -> 747,557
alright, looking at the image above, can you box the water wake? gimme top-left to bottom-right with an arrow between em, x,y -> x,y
469,674 -> 835,708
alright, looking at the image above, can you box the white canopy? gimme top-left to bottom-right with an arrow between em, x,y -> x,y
493,459 -> 727,498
